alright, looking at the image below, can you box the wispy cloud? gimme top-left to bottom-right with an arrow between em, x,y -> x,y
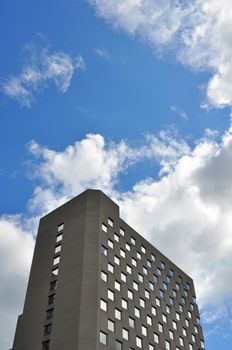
94,46 -> 110,60
170,105 -> 189,120
88,0 -> 232,108
0,44 -> 85,108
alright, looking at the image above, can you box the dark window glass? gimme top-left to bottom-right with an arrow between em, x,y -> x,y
46,309 -> 54,320
49,281 -> 57,291
42,340 -> 50,350
44,324 -> 52,336
48,294 -> 55,305
115,340 -> 123,350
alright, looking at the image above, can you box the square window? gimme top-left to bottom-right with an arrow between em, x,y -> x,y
53,256 -> 60,266
115,280 -> 121,291
127,265 -> 132,274
137,251 -> 142,260
142,325 -> 147,336
120,249 -> 126,258
135,307 -> 140,318
101,246 -> 108,256
126,243 -> 131,251
136,336 -> 142,348
115,308 -> 121,320
55,245 -> 61,254
100,299 -> 107,312
57,223 -> 64,232
120,228 -> 125,236
158,323 -> 163,333
141,246 -> 146,254
154,333 -> 159,344
101,271 -> 107,282
52,268 -> 59,277
108,319 -> 115,332
49,280 -> 57,291
46,308 -> 53,320
108,263 -> 114,273
133,281 -> 138,291
100,331 -> 107,345
129,317 -> 135,328
108,239 -> 114,249
128,289 -> 133,300
114,256 -> 120,265
44,324 -> 52,336
102,223 -> 108,233
108,289 -> 114,301
114,233 -> 119,242
140,298 -> 145,308
56,234 -> 63,243
131,237 -> 136,245
42,340 -> 50,350
122,299 -> 127,309
48,294 -> 55,305
122,328 -> 129,340
115,340 -> 123,350
108,218 -> 114,227
121,272 -> 127,282
147,315 -> 152,325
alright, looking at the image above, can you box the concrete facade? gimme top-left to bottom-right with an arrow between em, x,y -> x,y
12,189 -> 205,350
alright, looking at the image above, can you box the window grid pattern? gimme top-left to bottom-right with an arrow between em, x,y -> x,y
99,218 -> 204,350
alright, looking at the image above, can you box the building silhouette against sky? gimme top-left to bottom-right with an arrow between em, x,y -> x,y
12,189 -> 205,350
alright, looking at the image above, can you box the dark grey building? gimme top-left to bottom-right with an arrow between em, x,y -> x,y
12,189 -> 205,350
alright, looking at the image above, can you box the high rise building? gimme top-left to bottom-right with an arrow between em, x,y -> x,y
12,189 -> 205,350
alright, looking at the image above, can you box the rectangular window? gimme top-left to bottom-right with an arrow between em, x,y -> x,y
115,340 -> 123,350
165,340 -> 170,350
138,274 -> 143,283
108,319 -> 115,332
108,239 -> 114,249
121,272 -> 127,282
140,298 -> 145,308
173,321 -> 177,330
114,256 -> 120,265
147,259 -> 152,268
136,337 -> 142,348
135,307 -> 140,318
137,251 -> 142,260
179,337 -> 184,346
129,317 -> 135,328
120,228 -> 125,236
100,331 -> 107,345
121,299 -> 127,309
152,306 -> 156,316
115,280 -> 121,291
108,218 -> 114,227
44,324 -> 52,336
142,325 -> 147,336
156,297 -> 161,306
53,256 -> 60,266
166,305 -> 171,314
114,233 -> 119,242
132,258 -> 137,267
100,299 -> 107,312
149,282 -> 154,291
147,315 -> 152,325
48,294 -> 55,305
169,330 -> 174,340
115,308 -> 121,320
108,289 -> 114,301
56,234 -> 63,243
127,265 -> 132,274
122,328 -> 129,340
57,223 -> 64,232
101,245 -> 108,256
128,289 -> 133,300
161,261 -> 165,269
158,323 -> 163,333
120,249 -> 126,258
42,341 -> 50,350
154,333 -> 159,343
49,280 -> 57,291
101,270 -> 107,282
46,308 -> 54,320
162,314 -> 167,323
131,237 -> 136,245
102,223 -> 108,232
55,245 -> 61,254
149,345 -> 154,350
126,243 -> 131,251
108,263 -> 114,273
143,266 -> 148,275
151,253 -> 156,261
133,281 -> 138,291
141,246 -> 146,254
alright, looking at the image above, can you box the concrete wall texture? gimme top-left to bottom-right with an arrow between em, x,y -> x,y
12,189 -> 205,350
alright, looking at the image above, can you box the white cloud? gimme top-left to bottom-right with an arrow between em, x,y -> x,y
88,0 -> 232,108
94,47 -> 110,60
1,45 -> 85,107
0,215 -> 34,350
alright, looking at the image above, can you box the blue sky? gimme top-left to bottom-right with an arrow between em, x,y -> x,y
1,1 -> 232,349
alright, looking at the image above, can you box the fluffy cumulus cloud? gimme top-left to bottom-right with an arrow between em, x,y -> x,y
3,126 -> 232,347
0,44 -> 85,107
88,0 -> 232,108
26,126 -> 232,313
0,215 -> 34,349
